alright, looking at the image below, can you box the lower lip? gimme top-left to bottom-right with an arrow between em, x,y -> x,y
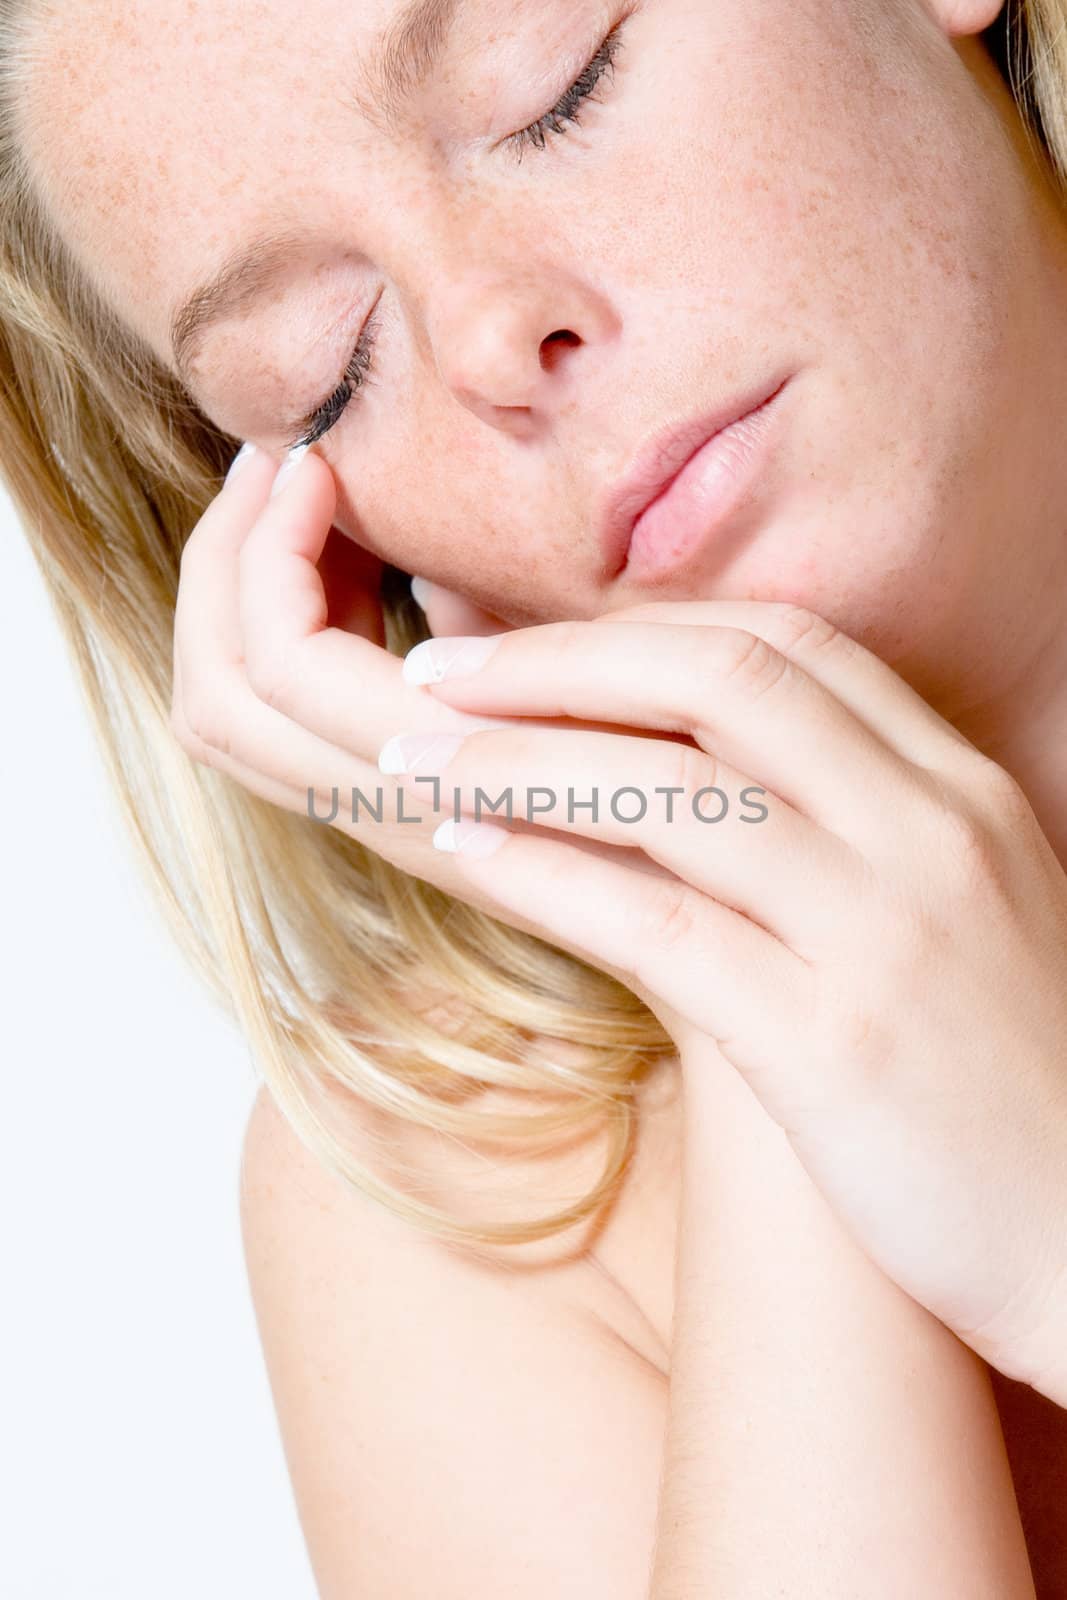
621,381 -> 787,581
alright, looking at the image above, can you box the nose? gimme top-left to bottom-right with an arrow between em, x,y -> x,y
425,264 -> 601,427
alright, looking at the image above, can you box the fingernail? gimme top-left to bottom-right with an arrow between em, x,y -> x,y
409,574 -> 437,612
432,818 -> 510,857
402,635 -> 502,685
269,442 -> 311,500
377,731 -> 466,775
225,440 -> 257,485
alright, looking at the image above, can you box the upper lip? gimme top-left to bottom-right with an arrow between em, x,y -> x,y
597,375 -> 789,576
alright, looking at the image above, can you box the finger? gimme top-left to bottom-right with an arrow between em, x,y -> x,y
174,448 -> 434,824
410,615 -> 952,861
235,450 -> 667,758
175,444 -> 303,773
589,599 -> 982,771
178,448 -> 693,925
409,574 -> 515,638
174,446 -> 577,891
178,624 -> 676,949
236,451 -> 515,756
382,720 -> 859,954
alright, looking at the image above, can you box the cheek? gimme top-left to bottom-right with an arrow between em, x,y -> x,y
644,1 -> 980,330
331,438 -> 527,580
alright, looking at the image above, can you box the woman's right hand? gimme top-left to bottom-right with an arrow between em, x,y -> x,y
172,437 -> 682,943
170,440 -> 531,914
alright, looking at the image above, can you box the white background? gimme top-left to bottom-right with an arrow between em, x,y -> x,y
0,487 -> 319,1599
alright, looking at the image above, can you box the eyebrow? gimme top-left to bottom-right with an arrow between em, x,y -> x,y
170,0 -> 463,386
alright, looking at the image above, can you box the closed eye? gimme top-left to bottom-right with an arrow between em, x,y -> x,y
501,15 -> 630,163
285,296 -> 384,452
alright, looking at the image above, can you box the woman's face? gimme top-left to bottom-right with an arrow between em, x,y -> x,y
17,0 -> 1067,699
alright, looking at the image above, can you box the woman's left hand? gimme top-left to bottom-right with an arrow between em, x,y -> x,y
377,598 -> 1067,1403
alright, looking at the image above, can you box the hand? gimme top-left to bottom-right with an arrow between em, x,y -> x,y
171,444 -> 531,906
380,600 -> 1067,1401
170,442 -> 683,954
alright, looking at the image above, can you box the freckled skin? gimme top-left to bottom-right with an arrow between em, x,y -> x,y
13,3 -> 1067,763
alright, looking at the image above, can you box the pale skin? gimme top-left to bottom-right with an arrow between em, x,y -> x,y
17,0 -> 1067,1589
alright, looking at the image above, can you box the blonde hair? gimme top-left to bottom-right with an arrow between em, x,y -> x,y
0,2 -> 1063,1248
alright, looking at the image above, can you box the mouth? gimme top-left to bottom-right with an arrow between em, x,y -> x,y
597,374 -> 792,581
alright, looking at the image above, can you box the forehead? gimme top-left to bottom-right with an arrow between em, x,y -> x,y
17,0 -> 467,361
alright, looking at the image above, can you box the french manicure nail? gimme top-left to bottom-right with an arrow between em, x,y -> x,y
225,440 -> 257,485
410,574 -> 436,612
377,731 -> 466,775
403,635 -> 503,685
269,442 -> 311,500
432,818 -> 510,857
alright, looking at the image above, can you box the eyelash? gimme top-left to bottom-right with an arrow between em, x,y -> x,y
288,300 -> 384,451
286,17 -> 630,452
502,17 -> 628,164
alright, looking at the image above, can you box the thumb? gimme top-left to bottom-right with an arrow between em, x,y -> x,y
410,574 -> 516,637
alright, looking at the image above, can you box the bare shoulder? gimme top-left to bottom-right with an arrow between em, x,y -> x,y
238,1080 -> 669,1600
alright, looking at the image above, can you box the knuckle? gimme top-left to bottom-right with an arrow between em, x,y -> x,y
637,877 -> 702,958
173,719 -> 220,768
812,964 -> 899,1099
935,745 -> 1034,834
713,627 -> 790,700
929,799 -> 1004,897
244,639 -> 297,714
971,753 -> 1033,829
766,603 -> 852,660
832,1000 -> 886,1063
824,1000 -> 896,1095
188,740 -> 224,773
178,687 -> 233,761
665,739 -> 718,806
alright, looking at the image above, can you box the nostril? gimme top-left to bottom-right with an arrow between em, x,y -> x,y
540,328 -> 580,370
